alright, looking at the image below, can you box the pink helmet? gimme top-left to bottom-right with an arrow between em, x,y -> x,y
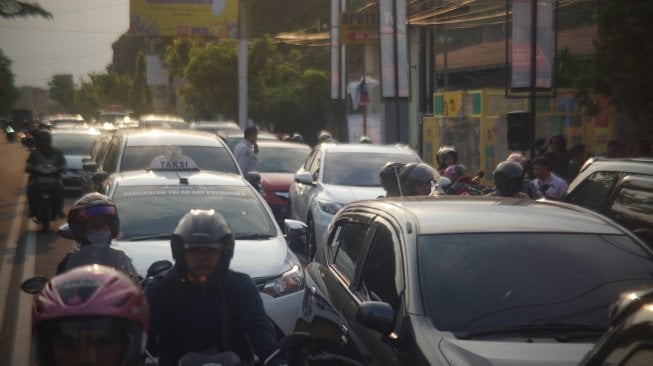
32,265 -> 148,366
444,164 -> 467,182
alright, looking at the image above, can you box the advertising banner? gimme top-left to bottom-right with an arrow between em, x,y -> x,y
130,0 -> 238,38
510,0 -> 554,90
340,11 -> 379,45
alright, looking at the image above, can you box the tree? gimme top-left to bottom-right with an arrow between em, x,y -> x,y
108,34 -> 145,76
0,49 -> 18,116
130,52 -> 152,116
0,0 -> 51,19
48,74 -> 76,112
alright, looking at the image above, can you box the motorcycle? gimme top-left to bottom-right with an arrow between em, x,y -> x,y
31,164 -> 61,232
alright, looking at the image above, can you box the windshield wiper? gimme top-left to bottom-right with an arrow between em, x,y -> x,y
455,323 -> 607,340
236,233 -> 274,240
127,234 -> 172,242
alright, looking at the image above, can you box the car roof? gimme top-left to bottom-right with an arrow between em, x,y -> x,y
257,140 -> 311,150
118,130 -> 228,147
347,196 -> 627,235
112,169 -> 248,188
580,157 -> 653,175
321,143 -> 418,155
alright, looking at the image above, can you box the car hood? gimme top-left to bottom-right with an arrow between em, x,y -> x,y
322,184 -> 385,203
115,236 -> 294,279
260,172 -> 293,189
64,155 -> 87,170
439,337 -> 593,366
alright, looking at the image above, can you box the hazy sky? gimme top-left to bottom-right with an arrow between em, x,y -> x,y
0,0 -> 129,88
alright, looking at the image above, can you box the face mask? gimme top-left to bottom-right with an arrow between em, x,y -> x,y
86,230 -> 112,244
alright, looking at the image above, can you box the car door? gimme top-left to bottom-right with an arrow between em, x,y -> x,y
605,175 -> 653,244
290,147 -> 321,222
340,217 -> 407,366
302,213 -> 373,365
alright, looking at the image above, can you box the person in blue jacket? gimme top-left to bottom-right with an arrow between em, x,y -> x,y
145,209 -> 287,366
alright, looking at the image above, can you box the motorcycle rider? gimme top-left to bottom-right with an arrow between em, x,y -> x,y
145,209 -> 288,366
506,153 -> 541,199
398,163 -> 440,196
379,162 -> 406,197
487,161 -> 530,198
30,265 -> 149,366
435,146 -> 458,174
26,129 -> 66,220
56,193 -> 138,280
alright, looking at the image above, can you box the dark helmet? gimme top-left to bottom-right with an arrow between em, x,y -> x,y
379,162 -> 406,197
399,163 -> 440,196
318,130 -> 332,143
35,130 -> 52,146
292,133 -> 304,143
68,193 -> 120,246
493,161 -> 525,197
170,209 -> 235,279
32,265 -> 148,366
436,146 -> 457,169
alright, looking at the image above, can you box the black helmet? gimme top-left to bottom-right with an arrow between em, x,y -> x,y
379,162 -> 406,197
493,161 -> 524,197
292,133 -> 304,143
35,130 -> 52,146
68,193 -> 119,246
318,130 -> 332,143
436,146 -> 457,170
170,209 -> 235,279
399,163 -> 439,196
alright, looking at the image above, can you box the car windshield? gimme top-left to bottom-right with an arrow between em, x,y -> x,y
419,233 -> 653,333
52,134 -> 97,155
142,121 -> 188,129
322,152 -> 420,186
120,145 -> 240,174
258,146 -> 310,173
113,185 -> 276,240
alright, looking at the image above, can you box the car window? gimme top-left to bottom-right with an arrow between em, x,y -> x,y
330,220 -> 369,285
103,141 -> 120,174
120,145 -> 240,174
113,185 -> 276,239
52,134 -> 97,155
357,222 -> 400,311
607,186 -> 653,232
418,233 -> 653,332
258,146 -> 310,173
566,171 -> 620,211
603,343 -> 653,366
322,152 -> 420,186
308,149 -> 321,180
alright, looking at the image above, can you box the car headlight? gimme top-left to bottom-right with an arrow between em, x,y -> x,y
261,264 -> 304,298
317,200 -> 343,215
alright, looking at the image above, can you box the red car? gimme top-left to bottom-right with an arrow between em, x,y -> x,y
256,141 -> 311,225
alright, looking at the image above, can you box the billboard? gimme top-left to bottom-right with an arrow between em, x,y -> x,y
340,11 -> 379,45
130,0 -> 238,38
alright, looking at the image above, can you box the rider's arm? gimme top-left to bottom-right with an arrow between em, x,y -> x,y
229,272 -> 288,366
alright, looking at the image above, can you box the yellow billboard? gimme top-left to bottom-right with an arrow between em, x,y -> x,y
130,0 -> 238,38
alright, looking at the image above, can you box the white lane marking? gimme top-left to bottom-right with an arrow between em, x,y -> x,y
0,189 -> 27,333
9,221 -> 36,366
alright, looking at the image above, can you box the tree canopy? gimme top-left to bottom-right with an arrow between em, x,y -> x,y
0,0 -> 51,19
0,49 -> 18,115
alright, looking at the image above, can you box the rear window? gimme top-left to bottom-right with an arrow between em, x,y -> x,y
323,152 -> 420,186
120,145 -> 240,174
419,233 -> 653,332
52,134 -> 97,155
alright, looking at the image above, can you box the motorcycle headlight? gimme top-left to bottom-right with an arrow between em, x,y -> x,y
317,200 -> 343,215
261,264 -> 304,298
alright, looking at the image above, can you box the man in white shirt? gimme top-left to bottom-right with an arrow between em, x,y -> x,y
531,156 -> 568,200
233,126 -> 258,173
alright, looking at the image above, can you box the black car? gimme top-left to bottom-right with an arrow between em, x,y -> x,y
294,197 -> 653,365
563,157 -> 653,245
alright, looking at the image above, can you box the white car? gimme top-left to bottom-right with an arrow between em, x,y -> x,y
51,128 -> 100,191
65,155 -> 305,335
288,143 -> 421,258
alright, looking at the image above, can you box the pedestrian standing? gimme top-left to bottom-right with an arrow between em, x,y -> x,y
233,126 -> 258,173
531,156 -> 568,200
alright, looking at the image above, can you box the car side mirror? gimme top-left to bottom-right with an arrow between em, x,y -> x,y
58,223 -> 75,240
356,301 -> 395,334
21,276 -> 48,294
83,161 -> 97,172
146,260 -> 173,278
294,171 -> 314,185
284,219 -> 308,248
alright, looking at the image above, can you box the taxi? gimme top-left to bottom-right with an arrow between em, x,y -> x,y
65,153 -> 305,336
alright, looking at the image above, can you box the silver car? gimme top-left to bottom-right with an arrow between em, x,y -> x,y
51,129 -> 100,191
287,143 -> 421,258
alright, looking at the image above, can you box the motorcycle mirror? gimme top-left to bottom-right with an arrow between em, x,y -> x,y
21,276 -> 49,294
146,260 -> 173,278
58,223 -> 75,240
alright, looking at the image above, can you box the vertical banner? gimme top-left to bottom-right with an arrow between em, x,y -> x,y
510,0 -> 554,90
379,0 -> 409,98
331,0 -> 346,100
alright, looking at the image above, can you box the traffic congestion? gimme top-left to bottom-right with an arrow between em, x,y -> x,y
1,1 -> 653,366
